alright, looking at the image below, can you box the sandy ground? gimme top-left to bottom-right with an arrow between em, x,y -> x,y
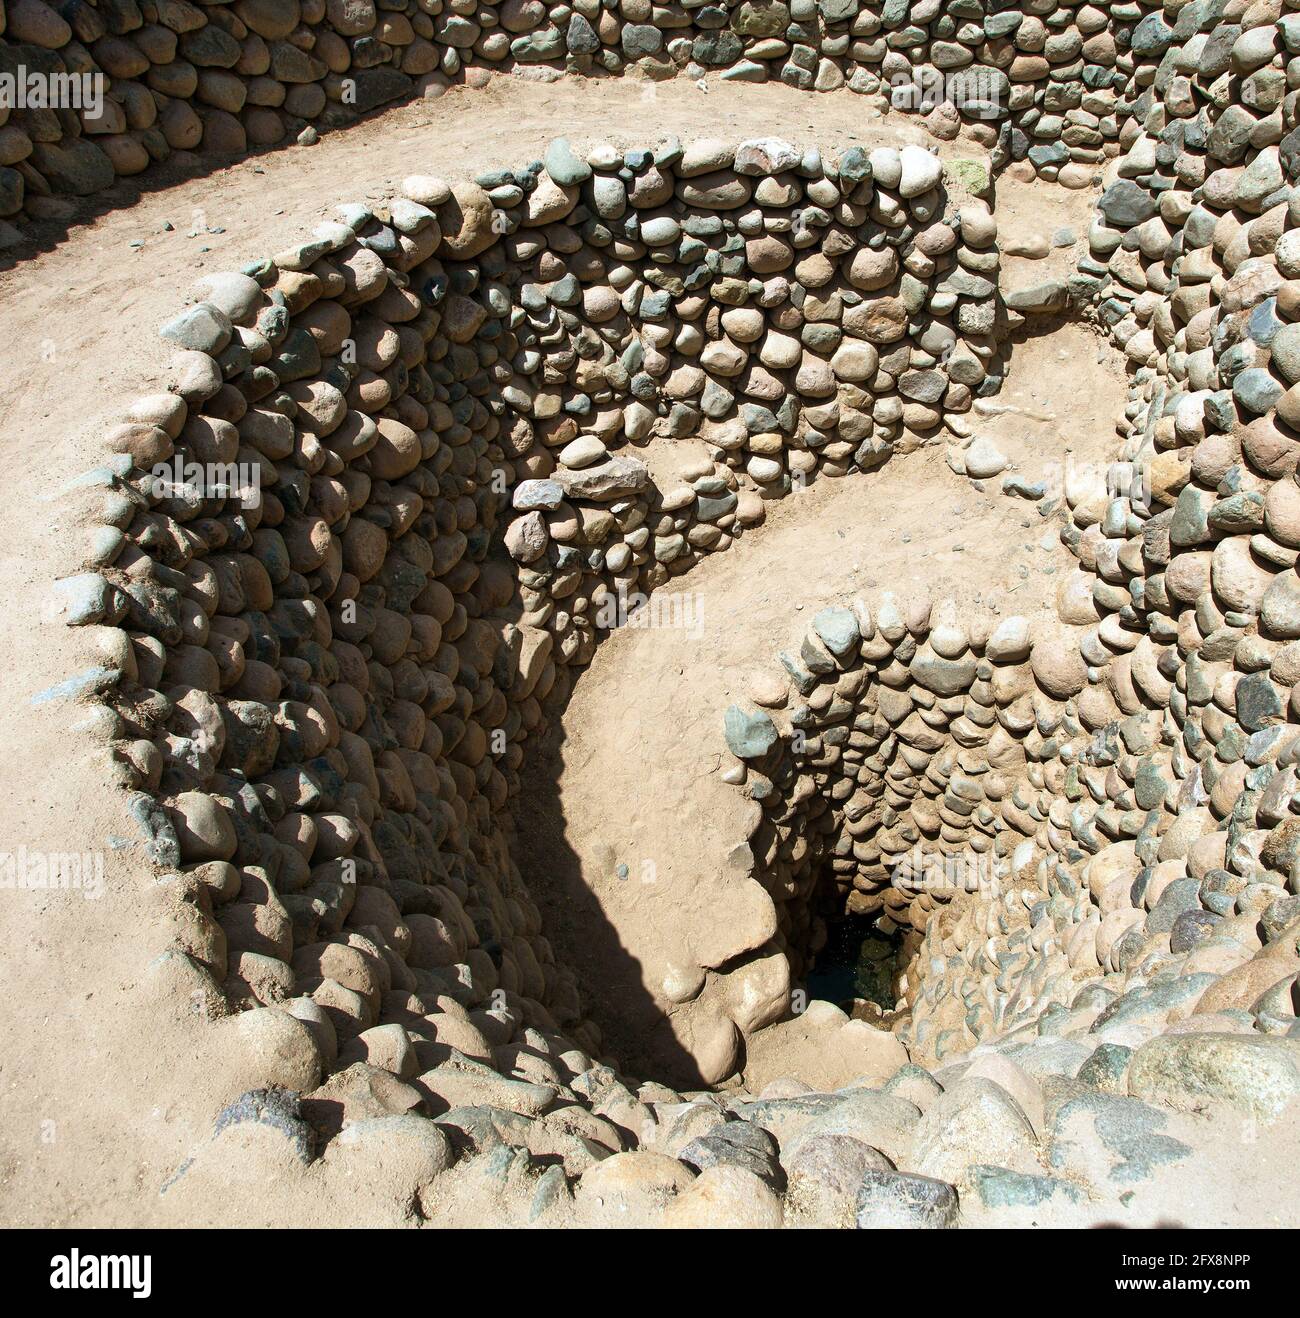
0,71 -> 1112,1224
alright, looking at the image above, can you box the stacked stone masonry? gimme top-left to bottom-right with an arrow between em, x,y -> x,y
39,0 -> 1300,1229
1,0 -> 1271,230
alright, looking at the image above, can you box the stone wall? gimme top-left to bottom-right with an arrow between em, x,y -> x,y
722,596 -> 1048,1022
709,2 -> 1300,1090
51,134 -> 1013,1125
38,0 -> 1300,1227
1,0 -> 1232,233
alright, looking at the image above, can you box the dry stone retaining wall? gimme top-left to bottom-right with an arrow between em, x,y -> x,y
0,0 -> 1255,233
49,136 -> 1024,1180
33,0 -> 1300,1228
705,0 -> 1300,1097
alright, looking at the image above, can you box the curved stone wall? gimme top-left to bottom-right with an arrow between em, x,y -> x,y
53,134 -> 1012,1104
31,0 -> 1300,1228
722,595 -> 1047,1020
0,0 -> 1220,233
709,1 -> 1300,1092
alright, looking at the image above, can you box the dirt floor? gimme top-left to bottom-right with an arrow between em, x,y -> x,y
0,70 -> 1117,1224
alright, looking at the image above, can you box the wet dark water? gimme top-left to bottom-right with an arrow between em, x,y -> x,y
805,913 -> 904,1011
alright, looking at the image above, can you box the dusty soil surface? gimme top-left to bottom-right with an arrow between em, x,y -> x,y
518,320 -> 1127,1087
0,70 -> 1111,1224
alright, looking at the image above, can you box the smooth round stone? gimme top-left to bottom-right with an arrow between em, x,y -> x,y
1270,323 -> 1300,385
583,285 -> 620,321
987,616 -> 1031,662
747,455 -> 783,483
724,704 -> 778,759
929,607 -> 968,659
401,174 -> 452,206
559,435 -> 608,469
1233,367 -> 1283,415
679,138 -> 735,176
868,147 -> 901,190
958,203 -> 997,246
1058,162 -> 1095,189
964,437 -> 1009,479
898,144 -> 943,198
1265,480 -> 1300,547
831,341 -> 879,382
748,671 -> 788,708
592,175 -> 626,219
640,216 -> 680,246
543,137 -> 591,187
915,223 -> 957,258
192,272 -> 262,325
1031,634 -> 1088,698
1212,537 -> 1273,613
1276,231 -> 1300,279
160,302 -> 232,353
1262,571 -> 1300,638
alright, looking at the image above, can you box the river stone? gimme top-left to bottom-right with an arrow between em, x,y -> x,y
161,303 -> 233,354
622,24 -> 662,56
505,512 -> 548,563
437,182 -> 497,259
1099,180 -> 1157,228
1128,1034 -> 1300,1122
513,479 -> 564,511
1005,280 -> 1067,314
734,139 -> 802,176
724,705 -> 779,759
565,14 -> 600,56
1031,634 -> 1088,698
855,1170 -> 958,1228
559,436 -> 608,469
550,456 -> 650,501
30,140 -> 115,196
401,175 -> 452,207
1261,571 -> 1300,638
963,437 -> 1008,479
911,1078 -> 1039,1184
813,608 -> 859,657
911,649 -> 977,696
898,145 -> 942,198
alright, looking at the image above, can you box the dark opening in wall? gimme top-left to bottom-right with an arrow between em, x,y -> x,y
805,904 -> 906,1014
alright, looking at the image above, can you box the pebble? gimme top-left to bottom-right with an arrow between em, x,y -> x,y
963,437 -> 1009,480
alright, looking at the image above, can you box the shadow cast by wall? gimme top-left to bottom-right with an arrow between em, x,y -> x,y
506,635 -> 709,1092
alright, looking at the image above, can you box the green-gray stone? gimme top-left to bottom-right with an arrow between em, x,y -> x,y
724,704 -> 779,759
544,138 -> 591,187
